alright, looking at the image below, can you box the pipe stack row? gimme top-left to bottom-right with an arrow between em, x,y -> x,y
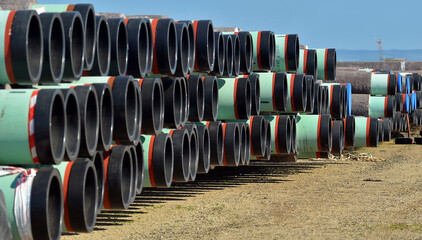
0,2 -> 394,239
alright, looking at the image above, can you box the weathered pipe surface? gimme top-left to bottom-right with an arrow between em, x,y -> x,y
383,119 -> 391,141
331,120 -> 344,155
344,115 -> 356,149
274,34 -> 299,72
351,94 -> 370,117
336,70 -> 372,94
91,151 -> 105,213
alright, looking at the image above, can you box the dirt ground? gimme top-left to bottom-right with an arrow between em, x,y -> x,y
63,141 -> 422,240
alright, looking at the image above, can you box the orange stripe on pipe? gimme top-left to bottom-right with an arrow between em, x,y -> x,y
66,4 -> 75,11
222,123 -> 227,166
256,31 -> 262,70
329,85 -> 334,116
290,74 -> 296,112
5,11 -> 16,84
284,35 -> 289,72
192,21 -> 199,71
275,116 -> 280,154
63,162 -> 74,232
102,151 -> 111,209
148,136 -> 156,187
271,72 -> 277,111
28,90 -> 39,164
365,118 -> 371,147
233,78 -> 239,119
303,49 -> 308,74
106,76 -> 116,89
317,115 -> 322,152
384,97 -> 388,117
249,116 -> 254,156
324,49 -> 328,80
151,19 -> 160,74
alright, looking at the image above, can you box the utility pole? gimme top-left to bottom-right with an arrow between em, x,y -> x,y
375,38 -> 383,61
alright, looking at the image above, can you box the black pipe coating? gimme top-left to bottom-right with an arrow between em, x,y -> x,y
255,31 -> 275,71
162,77 -> 182,128
107,18 -> 128,76
152,133 -> 174,188
238,122 -> 247,165
243,123 -> 251,165
277,115 -> 292,154
208,121 -> 224,166
61,11 -> 85,80
331,120 -> 344,154
236,77 -> 252,119
273,72 -> 288,112
30,168 -> 63,240
231,34 -> 241,76
150,18 -> 177,75
111,76 -> 138,143
134,141 -> 144,194
104,145 -> 132,209
368,117 -> 379,147
10,10 -> 43,84
133,82 -> 142,145
236,31 -> 253,74
222,34 -> 233,77
145,19 -> 154,75
250,116 -> 266,157
179,77 -> 189,125
312,82 -> 323,115
319,114 -> 332,152
61,88 -> 81,161
197,124 -> 211,173
344,115 -> 355,149
72,4 -> 96,70
87,16 -> 110,76
140,78 -> 164,135
65,159 -> 98,233
304,49 -> 317,79
126,18 -> 149,78
286,34 -> 299,72
171,129 -> 191,182
202,76 -> 219,121
326,48 -> 337,80
39,13 -> 65,83
211,31 -> 225,76
383,119 -> 391,142
91,151 -> 105,214
291,73 -> 307,112
74,85 -> 99,157
177,21 -> 195,74
174,22 -> 190,77
128,145 -> 138,203
90,83 -> 114,151
305,75 -> 315,113
248,74 -> 261,116
377,120 -> 384,142
290,115 -> 297,154
184,124 -> 199,181
223,123 -> 241,166
261,119 -> 272,160
330,84 -> 344,119
187,74 -> 205,122
34,89 -> 66,164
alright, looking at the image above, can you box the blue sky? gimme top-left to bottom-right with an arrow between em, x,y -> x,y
39,0 -> 421,50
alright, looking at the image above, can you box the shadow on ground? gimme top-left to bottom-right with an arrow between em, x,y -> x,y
63,160 -> 343,235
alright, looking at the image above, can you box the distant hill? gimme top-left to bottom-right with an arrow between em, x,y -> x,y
337,49 -> 422,62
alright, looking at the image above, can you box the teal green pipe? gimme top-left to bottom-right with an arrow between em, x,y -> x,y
32,4 -> 71,12
263,116 -> 279,155
297,151 -> 329,159
141,134 -> 154,188
296,49 -> 306,73
251,72 -> 276,112
216,77 -> 239,120
370,74 -> 390,96
354,117 -> 379,147
368,96 -> 388,118
296,115 -> 319,152
274,34 -> 287,72
0,90 -> 38,165
316,49 -> 326,80
315,48 -> 336,80
0,11 -> 15,84
53,162 -> 73,233
249,31 -> 260,71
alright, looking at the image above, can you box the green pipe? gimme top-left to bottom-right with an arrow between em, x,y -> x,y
141,133 -> 174,188
249,72 -> 287,112
371,73 -> 394,96
274,34 -> 287,72
316,48 -> 336,80
296,49 -> 318,79
297,151 -> 329,159
0,89 -> 65,165
296,114 -> 332,153
217,77 -> 251,120
263,115 -> 292,155
285,73 -> 307,113
0,168 -> 63,240
354,117 -> 379,147
368,96 -> 395,118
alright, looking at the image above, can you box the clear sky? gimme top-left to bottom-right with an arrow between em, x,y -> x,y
38,0 -> 421,50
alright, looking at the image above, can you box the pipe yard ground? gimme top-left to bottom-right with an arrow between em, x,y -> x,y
63,137 -> 422,240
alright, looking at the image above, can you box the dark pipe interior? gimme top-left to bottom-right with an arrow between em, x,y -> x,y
173,79 -> 182,126
28,15 -> 43,79
233,36 -> 240,76
180,78 -> 188,123
153,81 -> 163,132
84,165 -> 97,229
245,80 -> 251,118
97,18 -> 110,75
138,21 -> 148,75
65,91 -> 80,159
203,127 -> 210,170
101,87 -> 113,149
190,131 -> 198,179
180,25 -> 189,75
168,22 -> 177,72
46,173 -> 62,239
182,131 -> 190,181
85,90 -> 99,152
245,33 -> 253,72
135,142 -> 144,193
217,123 -> 224,164
268,33 -> 275,70
164,135 -> 174,186
212,78 -> 219,119
84,8 -> 95,69
49,16 -> 64,80
129,146 -> 138,201
186,22 -> 195,72
50,93 -> 65,161
92,152 -> 104,211
240,124 -> 247,164
121,150 -> 132,206
234,125 -> 240,165
197,78 -> 204,120
207,23 -> 215,70
126,81 -> 137,137
71,16 -> 84,77
117,21 -> 128,75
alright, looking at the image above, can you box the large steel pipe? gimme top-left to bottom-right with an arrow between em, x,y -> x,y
331,120 -> 344,155
211,31 -> 225,76
312,82 -> 323,114
127,145 -> 138,203
316,48 -> 336,80
231,34 -> 241,76
90,83 -> 114,151
126,18 -> 149,78
39,13 -> 65,84
344,115 -> 356,149
285,73 -> 307,113
305,75 -> 315,113
55,159 -> 98,233
265,115 -> 292,155
150,19 -> 177,75
0,168 -> 63,240
61,12 -> 85,80
78,76 -> 138,143
250,31 -> 275,71
174,22 -> 190,77
86,16 -> 110,76
354,117 -> 378,147
183,124 -> 199,181
222,34 -> 233,77
0,10 -> 43,85
217,77 -> 252,120
236,31 -> 253,74
290,115 -> 297,154
351,94 -> 396,118
274,34 -> 299,72
103,145 -> 132,209
336,71 -> 397,95
238,122 -> 251,165
162,77 -> 182,128
222,123 -> 241,166
377,119 -> 384,142
175,21 -> 195,73
34,4 -> 96,70
134,141 -> 144,194
248,116 -> 266,157
61,88 -> 81,161
141,133 -> 174,188
196,124 -> 211,173
383,119 -> 392,141
139,78 -> 164,135
296,114 -> 332,153
162,128 -> 190,182
246,74 -> 261,116
187,74 -> 205,122
74,85 -> 99,157
0,89 -> 65,165
249,72 -> 287,112
107,18 -> 128,76
91,152 -> 105,213
321,83 -> 344,119
261,119 -> 272,160
180,77 -> 189,125
205,121 -> 224,166
297,49 -> 318,79
202,76 -> 219,121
